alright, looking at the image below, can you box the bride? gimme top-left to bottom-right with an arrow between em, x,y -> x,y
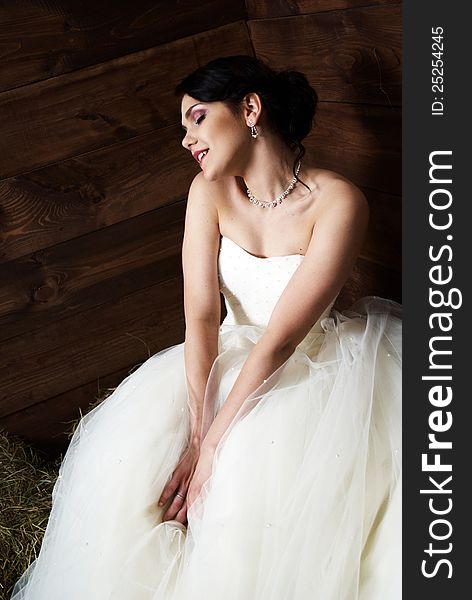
12,55 -> 401,599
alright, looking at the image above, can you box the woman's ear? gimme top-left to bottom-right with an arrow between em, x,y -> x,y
242,93 -> 262,125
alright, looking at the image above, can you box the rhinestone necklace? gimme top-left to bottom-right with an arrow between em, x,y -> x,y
246,160 -> 302,208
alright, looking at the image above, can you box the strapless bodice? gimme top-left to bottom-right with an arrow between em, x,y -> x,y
218,235 -> 335,350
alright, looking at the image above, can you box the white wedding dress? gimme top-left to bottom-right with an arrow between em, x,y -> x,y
11,234 -> 402,600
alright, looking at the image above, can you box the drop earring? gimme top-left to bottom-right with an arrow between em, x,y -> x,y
248,120 -> 258,139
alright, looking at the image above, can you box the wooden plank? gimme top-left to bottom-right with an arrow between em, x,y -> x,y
0,0 -> 247,92
0,201 -> 186,342
0,275 -> 186,419
0,205 -> 400,346
0,257 -> 398,454
0,125 -> 197,263
246,0 -> 400,19
307,101 -> 401,195
0,21 -> 252,178
1,100 -> 399,263
361,188 -> 401,270
335,256 -> 401,310
0,106 -> 400,339
0,259 -> 398,457
0,364 -> 144,457
1,292 -> 228,457
0,253 -> 398,419
249,4 -> 401,105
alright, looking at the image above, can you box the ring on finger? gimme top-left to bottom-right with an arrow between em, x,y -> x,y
176,492 -> 185,500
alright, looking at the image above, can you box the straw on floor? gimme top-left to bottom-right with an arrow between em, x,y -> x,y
0,389 -> 114,599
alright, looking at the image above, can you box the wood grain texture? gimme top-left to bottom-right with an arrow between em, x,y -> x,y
0,20 -> 252,178
0,183 -> 399,344
0,364 -> 143,456
2,292 -> 227,456
0,0 -> 247,92
0,275 -> 186,419
308,101 -> 401,195
248,4 -> 401,105
0,0 -> 401,449
0,101 -> 399,264
0,125 -> 197,263
0,201 -> 186,342
334,256 -> 401,310
361,188 -> 401,270
246,0 -> 400,19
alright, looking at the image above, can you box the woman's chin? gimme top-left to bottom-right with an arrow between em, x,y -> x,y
201,168 -> 219,182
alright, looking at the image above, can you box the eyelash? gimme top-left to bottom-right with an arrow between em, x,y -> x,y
182,113 -> 205,135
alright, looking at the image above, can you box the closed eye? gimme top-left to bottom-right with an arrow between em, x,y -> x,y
181,113 -> 205,132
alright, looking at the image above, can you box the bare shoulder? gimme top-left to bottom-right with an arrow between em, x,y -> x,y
187,171 -> 218,209
309,167 -> 369,224
187,172 -> 241,232
187,172 -> 229,210
183,172 -> 221,252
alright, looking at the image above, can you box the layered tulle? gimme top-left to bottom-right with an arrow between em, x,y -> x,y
11,297 -> 401,600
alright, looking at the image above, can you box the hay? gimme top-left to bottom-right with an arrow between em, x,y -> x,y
0,431 -> 60,598
0,387 -> 115,599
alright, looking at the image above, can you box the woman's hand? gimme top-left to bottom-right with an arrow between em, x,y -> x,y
187,443 -> 217,511
158,442 -> 200,525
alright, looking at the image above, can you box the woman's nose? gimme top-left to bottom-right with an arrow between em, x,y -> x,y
181,130 -> 195,150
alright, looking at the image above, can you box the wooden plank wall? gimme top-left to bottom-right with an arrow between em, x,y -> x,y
0,0 -> 401,456
0,1 -> 250,455
246,0 -> 402,307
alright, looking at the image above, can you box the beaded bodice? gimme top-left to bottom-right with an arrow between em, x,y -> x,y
218,235 -> 335,344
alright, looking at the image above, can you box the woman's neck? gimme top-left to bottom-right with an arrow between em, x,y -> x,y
240,136 -> 301,203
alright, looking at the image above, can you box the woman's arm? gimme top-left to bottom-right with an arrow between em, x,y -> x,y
157,173 -> 221,521
200,180 -> 369,454
181,172 -> 222,448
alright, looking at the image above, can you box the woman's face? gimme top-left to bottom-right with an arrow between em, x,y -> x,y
180,94 -> 249,180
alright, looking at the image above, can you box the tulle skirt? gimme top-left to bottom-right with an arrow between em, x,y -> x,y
11,297 -> 401,600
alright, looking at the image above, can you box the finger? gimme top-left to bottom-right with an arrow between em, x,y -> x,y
175,500 -> 188,525
158,476 -> 180,507
162,491 -> 186,521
